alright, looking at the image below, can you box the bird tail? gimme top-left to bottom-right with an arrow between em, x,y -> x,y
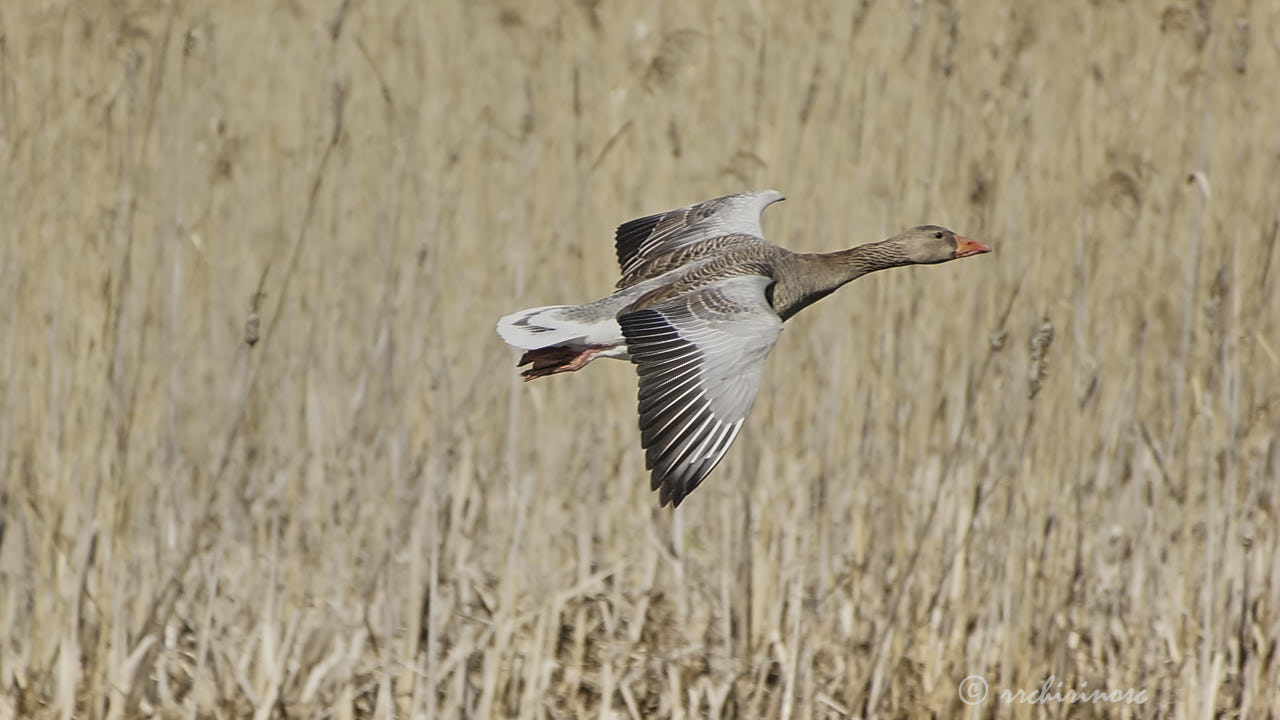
495,305 -> 584,350
498,305 -> 624,381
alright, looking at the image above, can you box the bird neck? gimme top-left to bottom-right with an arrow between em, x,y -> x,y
773,239 -> 909,320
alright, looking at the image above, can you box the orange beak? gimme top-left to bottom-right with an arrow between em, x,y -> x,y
955,235 -> 991,258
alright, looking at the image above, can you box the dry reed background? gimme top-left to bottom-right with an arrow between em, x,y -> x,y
1,0 -> 1278,718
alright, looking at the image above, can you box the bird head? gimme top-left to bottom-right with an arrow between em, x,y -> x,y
897,225 -> 990,264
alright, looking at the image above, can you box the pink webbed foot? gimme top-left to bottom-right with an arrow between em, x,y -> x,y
518,345 -> 610,381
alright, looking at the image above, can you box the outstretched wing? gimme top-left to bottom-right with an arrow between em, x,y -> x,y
614,190 -> 784,289
618,274 -> 782,507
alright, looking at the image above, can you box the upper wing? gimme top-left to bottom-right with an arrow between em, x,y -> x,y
614,190 -> 785,289
617,274 -> 782,507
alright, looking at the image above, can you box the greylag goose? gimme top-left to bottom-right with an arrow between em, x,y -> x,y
497,190 -> 990,507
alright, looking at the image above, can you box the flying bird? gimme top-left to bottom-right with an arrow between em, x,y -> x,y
497,190 -> 990,507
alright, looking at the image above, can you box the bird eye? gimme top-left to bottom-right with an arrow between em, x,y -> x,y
933,231 -> 944,239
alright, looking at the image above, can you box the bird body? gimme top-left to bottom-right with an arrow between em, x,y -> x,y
497,190 -> 990,506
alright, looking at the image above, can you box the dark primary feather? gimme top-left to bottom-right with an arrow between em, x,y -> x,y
612,191 -> 784,290
614,197 -> 727,284
621,309 -> 738,505
618,275 -> 782,507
